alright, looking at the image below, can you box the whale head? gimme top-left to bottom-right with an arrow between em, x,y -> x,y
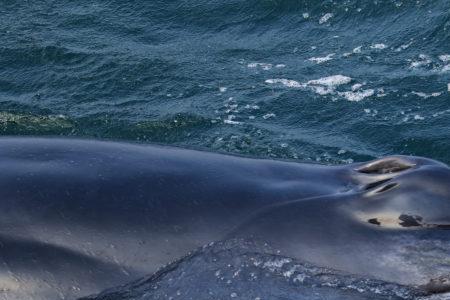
352,156 -> 450,230
230,155 -> 450,288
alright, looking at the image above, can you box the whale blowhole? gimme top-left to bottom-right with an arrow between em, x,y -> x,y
356,157 -> 415,175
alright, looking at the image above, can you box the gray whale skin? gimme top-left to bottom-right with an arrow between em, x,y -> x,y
0,137 -> 448,299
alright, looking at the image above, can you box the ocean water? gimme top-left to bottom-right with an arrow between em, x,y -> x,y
1,0 -> 449,164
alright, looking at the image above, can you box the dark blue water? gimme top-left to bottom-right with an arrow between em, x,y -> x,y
1,0 -> 449,164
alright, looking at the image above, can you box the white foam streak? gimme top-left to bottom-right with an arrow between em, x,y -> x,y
410,54 -> 431,68
339,89 -> 375,102
439,55 -> 450,62
306,75 -> 352,87
370,43 -> 387,50
353,46 -> 362,54
308,53 -> 335,64
265,79 -> 303,88
412,91 -> 442,99
265,75 -> 378,101
319,13 -> 333,24
248,62 -> 273,70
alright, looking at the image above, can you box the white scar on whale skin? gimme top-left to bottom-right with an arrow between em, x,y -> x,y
0,274 -> 21,292
355,211 -> 411,229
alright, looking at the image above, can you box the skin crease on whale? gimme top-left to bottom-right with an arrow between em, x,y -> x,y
0,137 -> 448,299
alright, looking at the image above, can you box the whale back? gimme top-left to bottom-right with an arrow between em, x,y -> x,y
231,156 -> 450,287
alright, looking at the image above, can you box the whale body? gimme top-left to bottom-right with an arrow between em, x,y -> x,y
0,137 -> 448,299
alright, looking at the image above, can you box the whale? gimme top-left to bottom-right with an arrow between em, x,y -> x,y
0,137 -> 448,299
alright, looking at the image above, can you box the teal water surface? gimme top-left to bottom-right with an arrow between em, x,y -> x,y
1,0 -> 449,164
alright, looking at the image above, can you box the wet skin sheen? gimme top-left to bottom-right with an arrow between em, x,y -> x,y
0,137 -> 448,299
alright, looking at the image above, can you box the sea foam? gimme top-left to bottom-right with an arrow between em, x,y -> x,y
308,54 -> 335,64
